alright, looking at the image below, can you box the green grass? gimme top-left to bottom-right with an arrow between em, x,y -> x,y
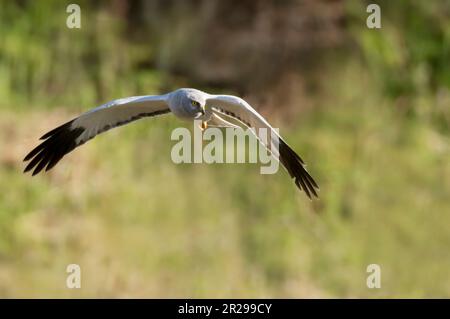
0,0 -> 449,298
0,61 -> 448,297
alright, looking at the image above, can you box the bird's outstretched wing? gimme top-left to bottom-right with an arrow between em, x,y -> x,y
24,95 -> 171,175
206,95 -> 319,198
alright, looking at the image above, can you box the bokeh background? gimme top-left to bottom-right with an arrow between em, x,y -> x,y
0,0 -> 449,298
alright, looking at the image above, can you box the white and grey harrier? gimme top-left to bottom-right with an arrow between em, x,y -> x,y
24,88 -> 319,198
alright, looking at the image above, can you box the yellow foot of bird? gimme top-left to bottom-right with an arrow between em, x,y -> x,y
200,121 -> 208,131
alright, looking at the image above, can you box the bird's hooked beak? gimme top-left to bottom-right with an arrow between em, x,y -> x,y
195,106 -> 206,119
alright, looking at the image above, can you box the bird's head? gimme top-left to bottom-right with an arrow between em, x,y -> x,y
189,98 -> 205,119
169,88 -> 208,120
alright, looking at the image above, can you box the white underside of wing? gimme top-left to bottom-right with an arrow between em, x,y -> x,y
207,113 -> 242,128
71,94 -> 170,144
206,94 -> 319,198
207,95 -> 281,157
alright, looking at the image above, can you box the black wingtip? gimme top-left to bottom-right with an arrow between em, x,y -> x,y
23,120 -> 84,176
278,139 -> 319,199
39,120 -> 74,140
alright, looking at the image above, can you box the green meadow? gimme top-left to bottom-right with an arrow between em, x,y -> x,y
0,1 -> 448,297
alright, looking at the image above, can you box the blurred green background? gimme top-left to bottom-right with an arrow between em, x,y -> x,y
0,0 -> 449,298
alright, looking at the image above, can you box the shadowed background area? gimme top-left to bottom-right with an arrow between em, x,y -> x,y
0,0 -> 449,297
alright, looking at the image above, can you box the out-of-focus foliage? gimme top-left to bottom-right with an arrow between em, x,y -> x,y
0,0 -> 449,297
349,0 -> 450,131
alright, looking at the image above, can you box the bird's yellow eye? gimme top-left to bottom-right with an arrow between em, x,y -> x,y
191,100 -> 200,107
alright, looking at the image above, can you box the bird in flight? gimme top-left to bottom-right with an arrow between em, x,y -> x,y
23,88 -> 319,198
